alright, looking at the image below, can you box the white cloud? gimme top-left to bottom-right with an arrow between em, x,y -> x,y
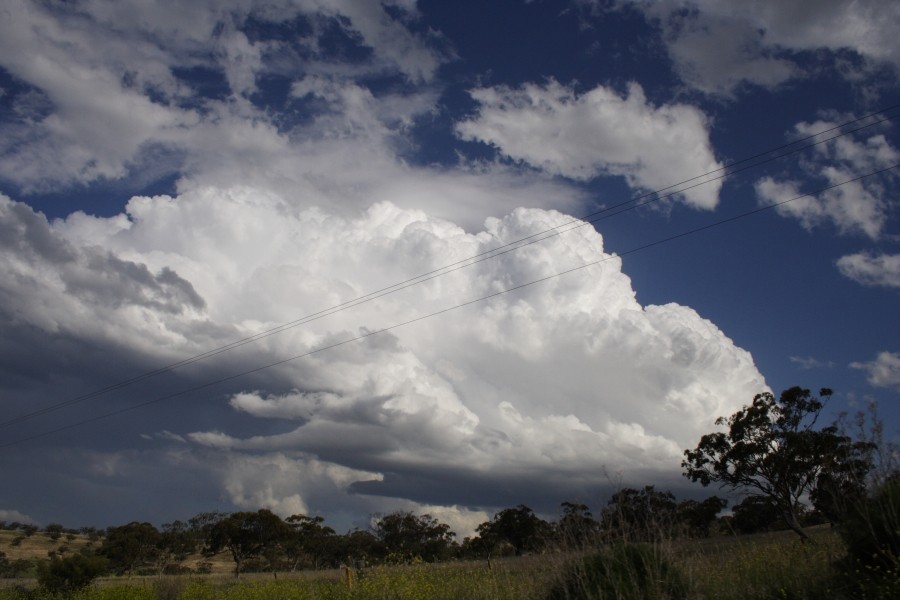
661,10 -> 797,96
456,80 -> 723,210
0,509 -> 36,525
789,356 -> 835,370
218,452 -> 382,518
0,0 -> 446,193
755,121 -> 899,239
851,351 -> 900,391
413,505 -> 489,539
0,187 -> 766,518
610,0 -> 900,95
837,252 -> 900,288
0,1 -> 582,231
755,175 -> 886,239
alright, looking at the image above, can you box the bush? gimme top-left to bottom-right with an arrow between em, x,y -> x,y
836,476 -> 900,597
35,552 -> 108,594
546,543 -> 689,600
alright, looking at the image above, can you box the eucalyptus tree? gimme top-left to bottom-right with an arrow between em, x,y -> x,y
683,386 -> 874,541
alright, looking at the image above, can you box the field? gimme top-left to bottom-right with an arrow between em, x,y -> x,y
0,530 -> 237,578
0,530 -> 94,563
2,524 -> 895,600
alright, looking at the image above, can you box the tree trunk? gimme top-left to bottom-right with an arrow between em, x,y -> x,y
783,509 -> 810,543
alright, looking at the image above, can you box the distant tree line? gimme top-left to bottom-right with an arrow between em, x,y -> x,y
2,491 -> 730,582
0,485 -> 835,582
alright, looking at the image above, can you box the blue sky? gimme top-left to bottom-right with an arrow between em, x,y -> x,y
0,0 -> 898,535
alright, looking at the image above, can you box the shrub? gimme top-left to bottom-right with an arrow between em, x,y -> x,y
546,543 -> 689,600
35,552 -> 108,594
835,475 -> 900,597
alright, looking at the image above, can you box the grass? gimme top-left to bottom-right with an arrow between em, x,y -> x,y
676,525 -> 845,600
1,526 -> 893,599
0,530 -> 94,564
0,560 -> 554,600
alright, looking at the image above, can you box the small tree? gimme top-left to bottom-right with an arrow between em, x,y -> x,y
340,529 -> 381,566
100,522 -> 161,575
555,501 -> 601,548
373,511 -> 456,562
676,496 -> 727,538
155,520 -> 196,576
477,505 -> 550,556
44,523 -> 65,541
36,551 -> 108,594
600,486 -> 678,542
284,515 -> 337,571
682,386 -> 873,541
205,509 -> 290,578
729,495 -> 785,534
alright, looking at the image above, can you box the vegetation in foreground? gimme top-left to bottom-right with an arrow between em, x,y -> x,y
0,526 -> 895,600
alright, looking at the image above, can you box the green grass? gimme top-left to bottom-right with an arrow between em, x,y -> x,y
675,526 -> 845,600
1,527 -> 894,600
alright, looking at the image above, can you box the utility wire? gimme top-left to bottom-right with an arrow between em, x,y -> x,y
3,163 -> 896,449
1,104 -> 898,430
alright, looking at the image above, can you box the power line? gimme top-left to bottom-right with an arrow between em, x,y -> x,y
3,163 -> 896,449
1,104 -> 897,430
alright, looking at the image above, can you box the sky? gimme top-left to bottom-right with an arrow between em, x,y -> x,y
0,0 -> 898,537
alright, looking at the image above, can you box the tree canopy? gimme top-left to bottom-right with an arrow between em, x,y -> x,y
205,509 -> 291,577
373,511 -> 456,562
682,386 -> 874,540
476,505 -> 550,556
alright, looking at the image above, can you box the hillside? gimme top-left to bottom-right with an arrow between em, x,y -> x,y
0,529 -> 237,576
0,529 -> 94,563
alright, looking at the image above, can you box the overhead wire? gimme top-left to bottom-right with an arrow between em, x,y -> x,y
2,162 -> 897,448
1,104 -> 898,431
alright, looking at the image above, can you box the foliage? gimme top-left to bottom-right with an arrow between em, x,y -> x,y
476,505 -> 551,556
100,522 -> 161,575
600,487 -> 678,543
546,543 -> 689,600
675,496 -> 726,538
281,514 -> 338,571
155,521 -> 197,575
35,550 -> 108,594
554,502 -> 601,549
79,527 -> 103,542
186,512 -> 228,550
682,386 -> 873,540
43,525 -> 64,542
338,529 -> 382,566
834,474 -> 900,597
729,496 -> 785,535
205,509 -> 291,578
0,553 -> 33,579
372,511 -> 456,563
0,526 -> 874,600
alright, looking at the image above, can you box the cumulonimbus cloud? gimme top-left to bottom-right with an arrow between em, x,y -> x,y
0,186 -> 766,522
